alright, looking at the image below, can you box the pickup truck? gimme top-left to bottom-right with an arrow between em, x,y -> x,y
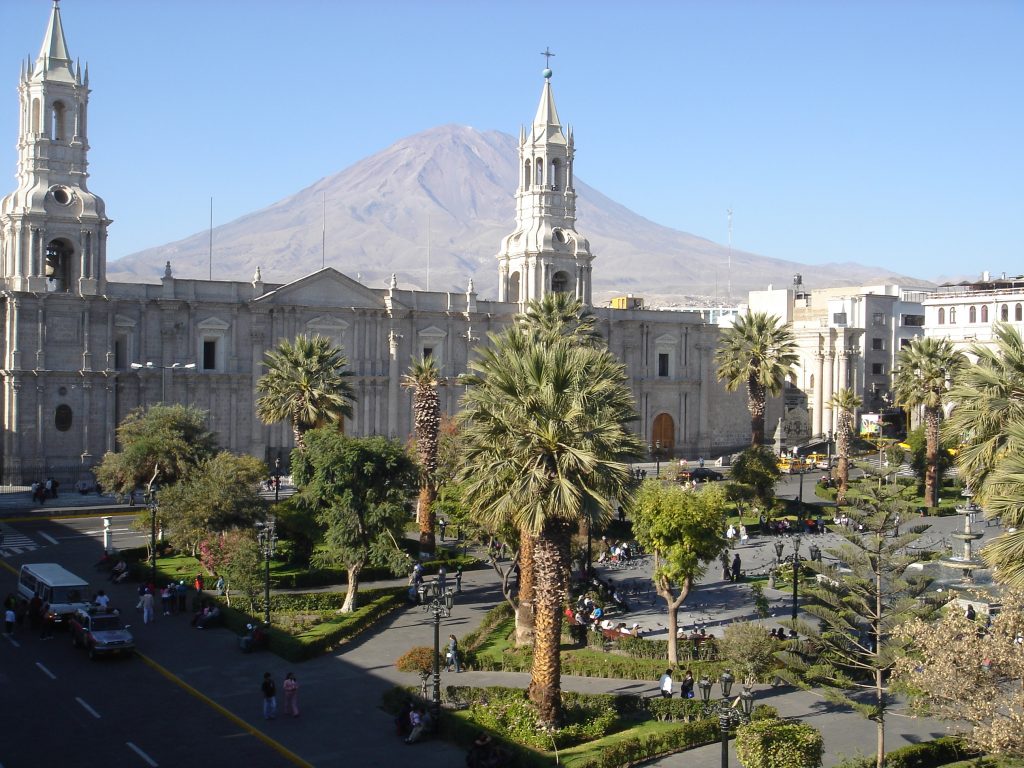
69,607 -> 135,660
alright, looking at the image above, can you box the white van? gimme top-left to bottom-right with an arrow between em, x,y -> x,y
17,563 -> 90,626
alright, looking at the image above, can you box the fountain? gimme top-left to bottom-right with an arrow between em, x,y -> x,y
937,510 -> 985,584
931,506 -> 1001,617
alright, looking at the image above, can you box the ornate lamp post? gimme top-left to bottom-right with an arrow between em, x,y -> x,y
648,441 -> 662,477
773,539 -> 785,565
273,455 -> 282,503
418,579 -> 455,723
256,518 -> 277,626
710,670 -> 755,768
129,360 -> 196,403
790,535 -> 802,622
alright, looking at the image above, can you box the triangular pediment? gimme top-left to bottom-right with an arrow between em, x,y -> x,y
254,268 -> 385,309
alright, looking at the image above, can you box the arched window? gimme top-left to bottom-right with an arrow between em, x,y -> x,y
535,159 -> 543,187
550,159 -> 560,189
1017,304 -> 1023,322
51,101 -> 66,142
950,307 -> 957,323
523,160 -> 531,190
981,305 -> 989,323
969,306 -> 977,323
31,98 -> 40,133
54,404 -> 73,432
937,308 -> 945,325
508,271 -> 520,303
1001,304 -> 1009,321
551,270 -> 570,293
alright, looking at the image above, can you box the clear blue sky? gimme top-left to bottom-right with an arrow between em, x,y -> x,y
1,0 -> 1021,282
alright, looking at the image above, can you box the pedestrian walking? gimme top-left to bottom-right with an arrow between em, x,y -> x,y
437,566 -> 447,593
261,672 -> 278,720
141,589 -> 155,624
455,565 -> 463,594
658,668 -> 674,698
447,634 -> 461,673
39,604 -> 54,639
283,672 -> 300,717
176,581 -> 188,612
438,518 -> 447,541
160,584 -> 173,615
4,606 -> 15,634
731,553 -> 742,582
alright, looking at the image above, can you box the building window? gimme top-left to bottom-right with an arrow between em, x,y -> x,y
114,336 -> 127,370
871,338 -> 884,351
900,338 -> 911,349
981,305 -> 989,323
422,346 -> 434,360
1017,304 -> 1023,322
872,312 -> 885,326
901,314 -> 924,327
551,270 -> 570,294
54,404 -> 73,432
950,307 -> 957,323
832,312 -> 848,325
871,363 -> 884,375
1001,304 -> 1009,322
937,308 -> 945,325
969,306 -> 977,323
658,353 -> 669,377
203,340 -> 217,370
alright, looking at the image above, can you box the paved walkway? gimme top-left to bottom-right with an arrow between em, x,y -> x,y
6,483 -> 987,766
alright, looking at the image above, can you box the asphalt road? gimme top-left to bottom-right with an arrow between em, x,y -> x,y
0,515 -> 292,768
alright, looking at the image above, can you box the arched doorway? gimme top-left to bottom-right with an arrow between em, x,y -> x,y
651,413 -> 675,454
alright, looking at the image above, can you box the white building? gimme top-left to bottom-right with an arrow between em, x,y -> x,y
923,272 -> 1024,351
0,5 -> 752,485
746,277 -> 929,444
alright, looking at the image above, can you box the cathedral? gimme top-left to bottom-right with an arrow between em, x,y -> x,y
0,3 -> 753,486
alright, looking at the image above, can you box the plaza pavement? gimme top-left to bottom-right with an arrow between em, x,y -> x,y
2,475 -> 991,767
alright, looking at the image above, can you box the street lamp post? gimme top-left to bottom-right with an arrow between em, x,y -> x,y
146,490 -> 158,584
791,535 -> 802,622
130,361 -> 197,403
773,538 -> 784,565
256,518 -> 277,626
699,670 -> 755,768
418,580 -> 455,724
649,441 -> 662,478
274,456 -> 281,503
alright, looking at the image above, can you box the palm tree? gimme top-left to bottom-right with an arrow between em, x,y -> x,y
891,336 -> 965,509
458,329 -> 642,727
715,312 -> 798,446
826,388 -> 863,503
255,334 -> 356,452
944,324 -> 1024,584
403,357 -> 442,555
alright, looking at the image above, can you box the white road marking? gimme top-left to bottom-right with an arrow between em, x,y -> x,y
75,696 -> 101,719
2,635 -> 20,648
35,662 -> 56,680
0,524 -> 37,557
126,742 -> 158,767
38,531 -> 59,545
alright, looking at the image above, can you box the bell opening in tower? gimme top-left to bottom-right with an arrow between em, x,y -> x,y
45,238 -> 73,292
551,270 -> 570,294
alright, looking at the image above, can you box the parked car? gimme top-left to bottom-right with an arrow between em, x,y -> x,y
69,607 -> 134,660
689,467 -> 724,482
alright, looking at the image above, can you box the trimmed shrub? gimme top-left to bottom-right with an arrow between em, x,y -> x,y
463,687 -> 618,749
735,719 -> 824,768
574,718 -> 720,768
832,737 -> 980,768
645,696 -> 704,722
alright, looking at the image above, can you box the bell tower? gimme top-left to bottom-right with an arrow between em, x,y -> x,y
0,1 -> 109,296
497,62 -> 593,306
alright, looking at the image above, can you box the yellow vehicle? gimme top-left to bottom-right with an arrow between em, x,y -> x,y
777,456 -> 810,474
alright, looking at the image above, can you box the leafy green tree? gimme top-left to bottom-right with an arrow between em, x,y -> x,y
730,445 -> 782,510
892,336 -> 966,508
156,451 -> 266,556
715,311 -> 798,446
905,427 -> 953,497
735,719 -> 824,768
403,356 -> 443,556
827,387 -> 863,503
944,324 -> 1024,585
95,404 -> 217,495
255,334 -> 355,451
209,529 -> 263,613
719,621 -> 780,686
777,481 -> 931,768
458,326 -> 641,727
272,496 -> 320,567
291,430 -> 417,612
630,480 -> 727,663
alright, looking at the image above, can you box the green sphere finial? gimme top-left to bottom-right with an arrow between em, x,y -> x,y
543,67 -> 552,79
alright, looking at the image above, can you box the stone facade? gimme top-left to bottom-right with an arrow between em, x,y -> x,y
922,272 -> 1024,353
0,5 -> 752,485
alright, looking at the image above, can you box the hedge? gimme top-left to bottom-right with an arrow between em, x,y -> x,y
833,737 -> 981,768
271,552 -> 479,589
573,718 -> 720,768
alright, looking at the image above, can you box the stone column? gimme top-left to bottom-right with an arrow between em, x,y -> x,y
387,330 -> 400,437
696,343 -> 712,455
813,353 -> 825,437
823,351 -> 835,435
838,348 -> 850,392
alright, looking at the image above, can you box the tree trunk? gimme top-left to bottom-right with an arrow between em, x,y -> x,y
924,406 -> 940,509
748,376 -> 766,446
417,484 -> 436,556
837,427 -> 850,504
659,574 -> 691,664
341,561 -> 362,613
515,529 -> 536,647
529,524 -> 571,727
292,418 -> 305,453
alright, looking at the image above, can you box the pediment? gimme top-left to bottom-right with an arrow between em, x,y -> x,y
114,314 -> 136,328
197,316 -> 230,331
254,268 -> 385,309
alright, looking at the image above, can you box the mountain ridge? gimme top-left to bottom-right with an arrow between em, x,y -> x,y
107,125 -> 930,303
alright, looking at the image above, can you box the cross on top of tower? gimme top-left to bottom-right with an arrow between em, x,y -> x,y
540,46 -> 555,75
